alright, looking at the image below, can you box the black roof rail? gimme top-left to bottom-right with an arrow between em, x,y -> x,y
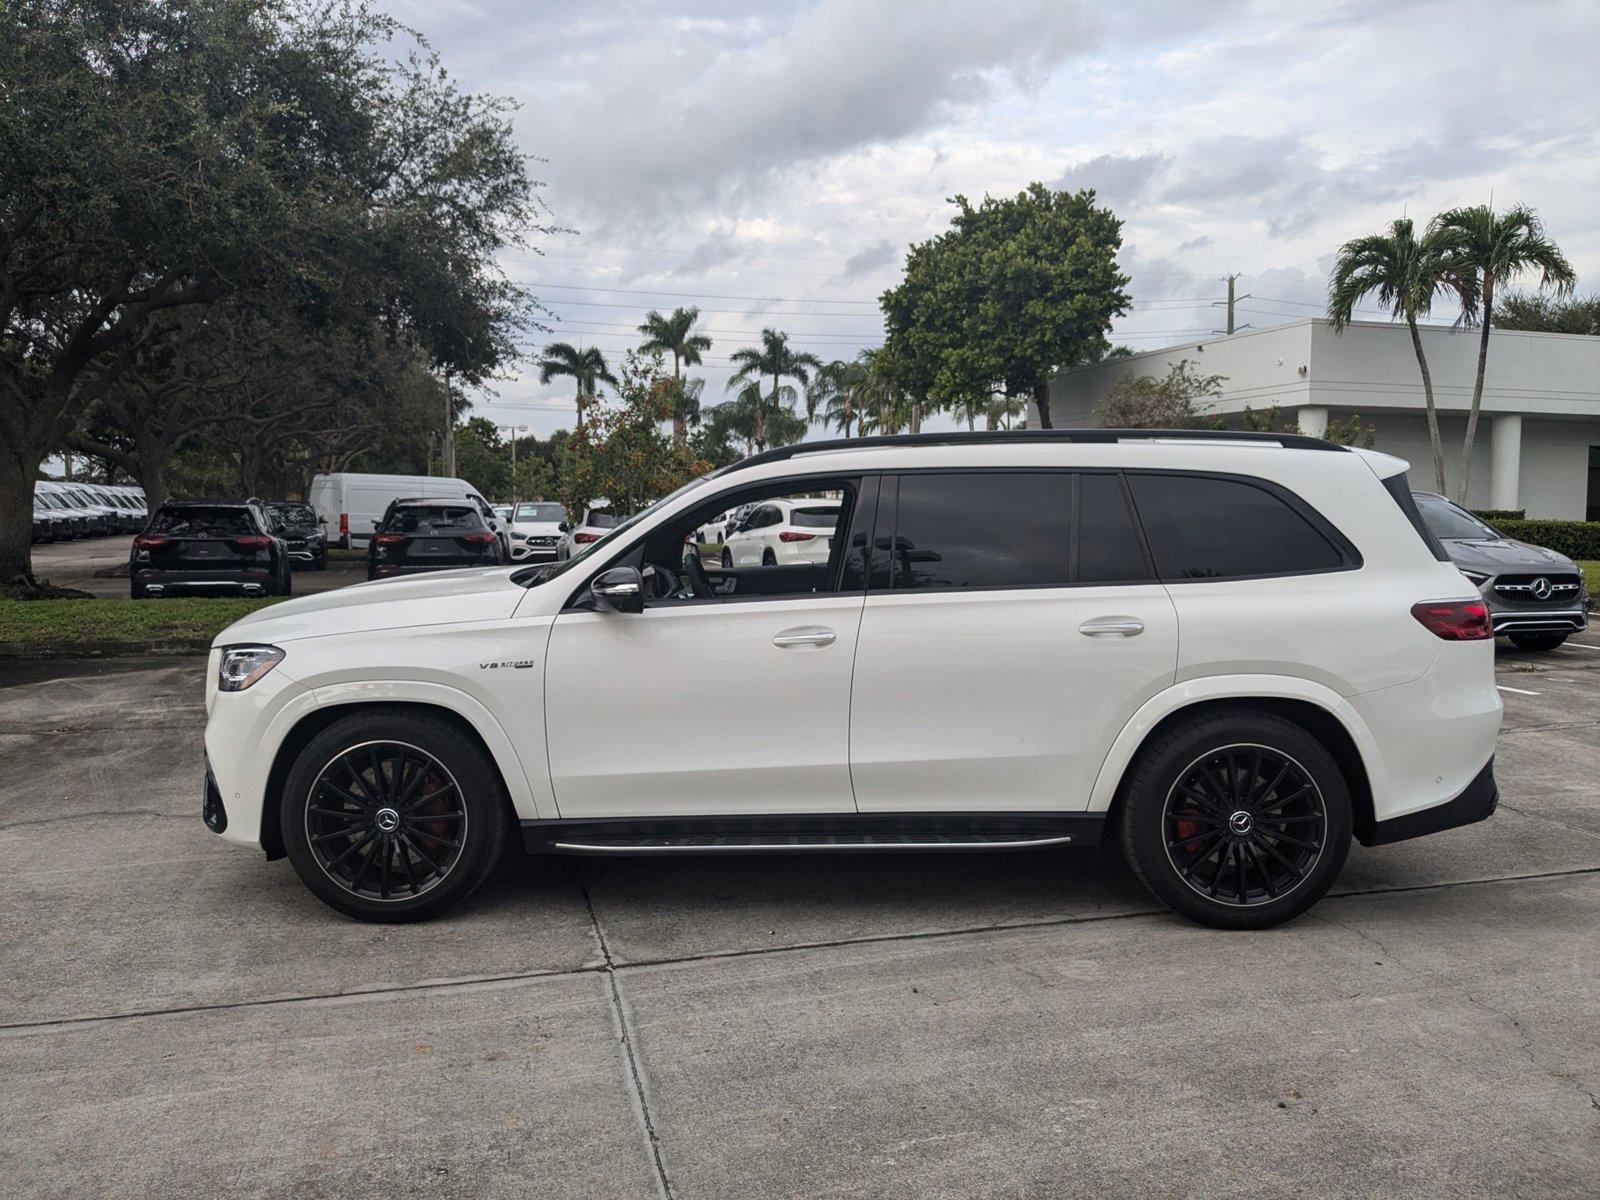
729,427 -> 1347,471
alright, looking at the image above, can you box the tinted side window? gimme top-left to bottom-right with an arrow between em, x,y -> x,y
1127,474 -> 1346,580
1076,474 -> 1152,583
887,473 -> 1072,590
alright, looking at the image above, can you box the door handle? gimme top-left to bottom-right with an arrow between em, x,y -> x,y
1079,617 -> 1145,638
772,627 -> 837,649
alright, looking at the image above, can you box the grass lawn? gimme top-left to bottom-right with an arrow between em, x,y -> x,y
1579,561 -> 1600,598
0,597 -> 284,648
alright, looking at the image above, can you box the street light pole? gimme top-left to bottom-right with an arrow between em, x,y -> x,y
498,424 -> 528,505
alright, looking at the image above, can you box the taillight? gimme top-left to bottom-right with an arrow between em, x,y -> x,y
778,530 -> 815,542
574,531 -> 601,544
1411,600 -> 1492,640
133,534 -> 168,549
463,531 -> 497,545
374,533 -> 405,546
339,513 -> 349,534
232,535 -> 272,548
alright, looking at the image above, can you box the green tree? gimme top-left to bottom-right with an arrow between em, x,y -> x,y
1432,204 -> 1576,503
1327,217 -> 1477,494
727,329 -> 820,451
707,383 -> 807,456
806,356 -> 873,437
880,184 -> 1131,428
0,0 -> 541,578
1096,361 -> 1226,429
537,343 -> 617,438
1494,291 -> 1600,335
555,352 -> 709,519
637,307 -> 713,439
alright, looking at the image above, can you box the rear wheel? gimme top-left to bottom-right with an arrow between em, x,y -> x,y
1119,708 -> 1352,930
761,548 -> 777,567
281,710 -> 509,921
721,548 -> 733,569
1509,632 -> 1567,652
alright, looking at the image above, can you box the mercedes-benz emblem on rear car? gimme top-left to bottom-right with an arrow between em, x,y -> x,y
1531,577 -> 1553,600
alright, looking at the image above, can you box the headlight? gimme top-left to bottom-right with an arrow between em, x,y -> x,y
218,644 -> 285,691
1460,569 -> 1491,586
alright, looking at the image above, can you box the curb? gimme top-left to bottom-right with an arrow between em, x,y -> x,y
0,639 -> 212,660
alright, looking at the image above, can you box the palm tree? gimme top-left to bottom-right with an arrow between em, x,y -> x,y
1327,218 -> 1477,493
537,343 -> 617,437
637,307 -> 713,439
806,357 -> 872,437
1431,204 -> 1575,503
710,382 -> 807,456
728,328 -> 821,451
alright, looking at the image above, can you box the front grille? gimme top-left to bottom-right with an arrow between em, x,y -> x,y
1493,573 -> 1581,604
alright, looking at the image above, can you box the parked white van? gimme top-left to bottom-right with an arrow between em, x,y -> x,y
307,473 -> 499,549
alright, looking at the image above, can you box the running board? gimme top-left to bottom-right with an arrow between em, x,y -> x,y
521,813 -> 1103,856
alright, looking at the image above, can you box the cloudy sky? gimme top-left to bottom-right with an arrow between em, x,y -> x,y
389,0 -> 1600,436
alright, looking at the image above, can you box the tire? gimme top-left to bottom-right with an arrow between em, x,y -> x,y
761,549 -> 777,567
312,555 -> 328,572
1510,632 -> 1567,652
1119,707 -> 1352,930
721,549 -> 733,569
280,708 -> 509,921
131,582 -> 149,599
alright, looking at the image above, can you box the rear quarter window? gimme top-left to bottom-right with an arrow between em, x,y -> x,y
1126,473 -> 1353,581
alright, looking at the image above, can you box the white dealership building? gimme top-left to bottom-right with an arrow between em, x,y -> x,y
1042,319 -> 1600,519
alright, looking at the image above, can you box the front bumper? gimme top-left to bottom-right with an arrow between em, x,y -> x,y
1488,608 -> 1588,636
1363,757 -> 1498,846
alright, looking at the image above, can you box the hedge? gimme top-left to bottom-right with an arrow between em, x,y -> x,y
1471,508 -> 1525,522
1491,519 -> 1600,560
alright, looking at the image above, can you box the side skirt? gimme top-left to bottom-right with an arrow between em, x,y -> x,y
520,811 -> 1105,856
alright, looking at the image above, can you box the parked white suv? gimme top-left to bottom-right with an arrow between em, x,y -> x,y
202,431 -> 1501,929
721,497 -> 841,568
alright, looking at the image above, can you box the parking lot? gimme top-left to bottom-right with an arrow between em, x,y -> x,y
32,535 -> 365,599
2,628 -> 1597,1198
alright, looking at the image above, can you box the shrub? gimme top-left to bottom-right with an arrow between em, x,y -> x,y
1492,519 -> 1600,561
1472,508 -> 1525,522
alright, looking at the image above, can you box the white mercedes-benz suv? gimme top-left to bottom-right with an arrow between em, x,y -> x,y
202,431 -> 1501,929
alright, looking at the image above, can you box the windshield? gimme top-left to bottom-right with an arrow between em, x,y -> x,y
385,505 -> 482,534
515,503 -> 566,523
267,503 -> 318,528
1415,494 -> 1498,541
515,473 -> 720,588
151,507 -> 258,536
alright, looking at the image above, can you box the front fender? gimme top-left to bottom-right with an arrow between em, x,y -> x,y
1085,674 -> 1385,813
306,679 -> 549,822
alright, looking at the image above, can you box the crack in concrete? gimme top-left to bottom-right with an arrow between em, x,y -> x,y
4,865 -> 1598,1039
0,809 -> 193,831
580,870 -> 676,1200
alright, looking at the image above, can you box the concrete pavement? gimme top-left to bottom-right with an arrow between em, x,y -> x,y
3,638 -> 1598,1197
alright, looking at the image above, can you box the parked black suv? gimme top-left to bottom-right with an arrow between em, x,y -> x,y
264,501 -> 328,571
367,498 -> 504,580
131,500 -> 292,598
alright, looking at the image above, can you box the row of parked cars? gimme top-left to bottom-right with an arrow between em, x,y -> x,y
32,481 -> 148,541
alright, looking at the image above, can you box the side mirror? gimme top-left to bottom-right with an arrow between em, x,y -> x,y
558,521 -> 570,533
591,566 -> 643,614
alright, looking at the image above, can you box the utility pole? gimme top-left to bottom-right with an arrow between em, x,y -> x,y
1212,274 -> 1252,335
498,424 -> 528,504
442,368 -> 456,478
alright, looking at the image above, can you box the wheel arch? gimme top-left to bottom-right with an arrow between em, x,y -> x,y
259,691 -> 544,860
1091,679 -> 1378,843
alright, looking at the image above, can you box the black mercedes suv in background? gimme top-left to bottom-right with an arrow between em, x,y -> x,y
264,501 -> 328,571
131,500 -> 292,599
367,498 -> 505,580
1414,491 -> 1590,651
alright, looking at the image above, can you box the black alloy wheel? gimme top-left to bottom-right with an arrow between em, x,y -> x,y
1120,708 -> 1352,930
304,742 -> 468,902
281,709 -> 508,921
1161,745 -> 1326,907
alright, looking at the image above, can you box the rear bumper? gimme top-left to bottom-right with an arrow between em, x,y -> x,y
369,560 -> 496,577
135,567 -> 275,593
1362,757 -> 1498,846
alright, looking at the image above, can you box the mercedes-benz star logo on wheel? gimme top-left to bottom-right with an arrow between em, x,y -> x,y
1229,811 -> 1254,836
375,807 -> 400,833
1531,577 -> 1553,600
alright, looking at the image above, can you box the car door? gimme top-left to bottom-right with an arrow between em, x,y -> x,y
849,470 -> 1179,813
543,477 -> 874,818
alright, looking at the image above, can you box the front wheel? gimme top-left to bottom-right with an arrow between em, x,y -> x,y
280,709 -> 509,921
1509,632 -> 1567,652
1119,709 -> 1352,930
